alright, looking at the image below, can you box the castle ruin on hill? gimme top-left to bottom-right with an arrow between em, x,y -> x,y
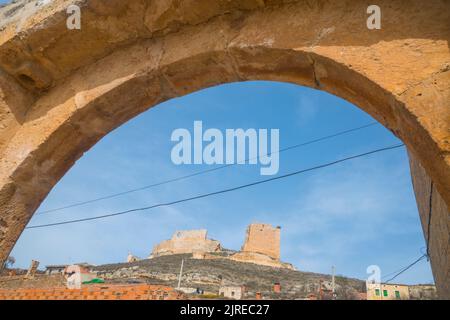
149,223 -> 294,270
150,229 -> 221,258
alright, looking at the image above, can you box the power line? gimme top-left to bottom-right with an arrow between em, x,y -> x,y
381,247 -> 427,280
27,143 -> 404,230
36,122 -> 378,215
384,254 -> 427,284
381,265 -> 409,281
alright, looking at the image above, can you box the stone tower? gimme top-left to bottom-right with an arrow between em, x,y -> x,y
241,223 -> 281,260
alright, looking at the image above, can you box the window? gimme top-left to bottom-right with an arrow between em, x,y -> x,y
375,289 -> 380,296
383,290 -> 388,297
395,291 -> 400,299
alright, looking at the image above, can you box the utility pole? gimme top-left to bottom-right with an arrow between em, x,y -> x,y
177,259 -> 184,289
331,266 -> 336,299
319,279 -> 323,300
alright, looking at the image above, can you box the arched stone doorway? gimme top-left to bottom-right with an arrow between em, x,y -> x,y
0,0 -> 448,297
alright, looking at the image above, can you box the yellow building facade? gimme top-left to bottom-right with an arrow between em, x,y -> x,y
366,283 -> 410,300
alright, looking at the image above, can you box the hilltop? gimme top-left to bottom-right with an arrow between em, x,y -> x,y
93,253 -> 366,300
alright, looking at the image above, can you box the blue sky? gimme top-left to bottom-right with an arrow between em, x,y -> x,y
9,80 -> 434,284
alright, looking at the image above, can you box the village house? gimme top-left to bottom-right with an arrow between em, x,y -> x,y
366,282 -> 410,300
219,286 -> 245,300
45,265 -> 67,276
45,262 -> 94,276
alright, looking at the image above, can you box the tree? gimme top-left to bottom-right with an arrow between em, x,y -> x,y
3,256 -> 15,269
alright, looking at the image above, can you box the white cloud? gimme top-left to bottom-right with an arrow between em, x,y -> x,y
276,154 -> 427,281
296,95 -> 318,125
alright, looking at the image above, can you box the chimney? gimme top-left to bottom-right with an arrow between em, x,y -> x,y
255,292 -> 262,300
273,282 -> 281,293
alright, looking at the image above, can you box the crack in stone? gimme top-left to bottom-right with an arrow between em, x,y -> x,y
398,62 -> 450,97
306,53 -> 322,88
309,26 -> 335,48
225,31 -> 243,82
156,39 -> 179,98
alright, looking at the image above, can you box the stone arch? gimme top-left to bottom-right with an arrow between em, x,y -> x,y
0,0 -> 448,296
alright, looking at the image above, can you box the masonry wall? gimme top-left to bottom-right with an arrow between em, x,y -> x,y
0,284 -> 185,300
151,229 -> 221,257
242,224 -> 280,260
0,274 -> 64,290
409,152 -> 449,298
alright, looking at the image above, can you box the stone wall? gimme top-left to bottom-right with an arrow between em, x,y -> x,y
150,229 -> 221,258
408,152 -> 449,298
0,274 -> 65,290
408,285 -> 438,300
230,251 -> 295,270
0,284 -> 185,300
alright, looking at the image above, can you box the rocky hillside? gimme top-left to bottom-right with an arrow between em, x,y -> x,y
93,253 -> 366,300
